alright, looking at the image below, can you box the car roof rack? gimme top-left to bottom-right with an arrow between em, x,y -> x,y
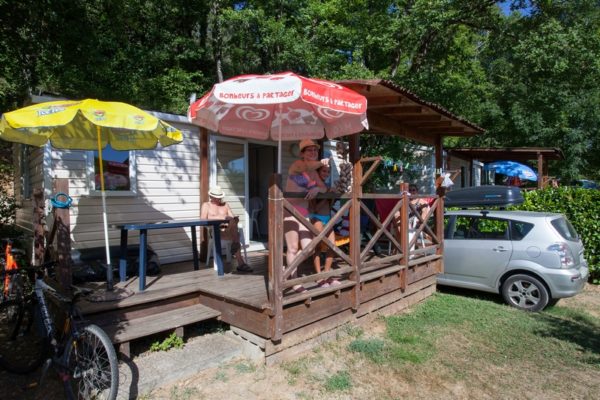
444,185 -> 524,208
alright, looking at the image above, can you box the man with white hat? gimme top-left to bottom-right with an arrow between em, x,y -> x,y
201,185 -> 252,273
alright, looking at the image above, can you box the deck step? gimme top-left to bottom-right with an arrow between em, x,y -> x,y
98,303 -> 221,345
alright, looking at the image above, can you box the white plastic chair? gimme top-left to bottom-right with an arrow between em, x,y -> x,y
249,197 -> 263,238
205,226 -> 247,270
408,215 -> 427,257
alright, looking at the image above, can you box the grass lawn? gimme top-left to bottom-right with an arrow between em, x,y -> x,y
152,285 -> 600,400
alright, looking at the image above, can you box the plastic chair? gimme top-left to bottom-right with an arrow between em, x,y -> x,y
249,197 -> 263,238
205,226 -> 247,270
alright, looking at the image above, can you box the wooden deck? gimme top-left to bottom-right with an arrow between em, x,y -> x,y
77,159 -> 446,362
78,245 -> 441,360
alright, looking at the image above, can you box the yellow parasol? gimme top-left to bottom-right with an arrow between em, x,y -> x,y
0,99 -> 183,289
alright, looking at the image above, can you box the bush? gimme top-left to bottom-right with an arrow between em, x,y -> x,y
513,187 -> 600,283
0,193 -> 18,225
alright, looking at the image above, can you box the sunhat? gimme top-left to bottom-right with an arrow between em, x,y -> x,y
208,186 -> 225,199
299,139 -> 320,152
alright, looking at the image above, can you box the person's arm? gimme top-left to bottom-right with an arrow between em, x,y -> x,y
200,202 -> 209,219
305,170 -> 327,200
225,203 -> 239,221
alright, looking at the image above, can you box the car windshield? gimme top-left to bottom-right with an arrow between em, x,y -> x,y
550,217 -> 579,241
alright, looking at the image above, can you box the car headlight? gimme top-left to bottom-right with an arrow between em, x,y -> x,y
548,243 -> 575,268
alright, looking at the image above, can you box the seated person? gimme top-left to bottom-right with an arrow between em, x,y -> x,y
200,186 -> 252,273
408,184 -> 432,227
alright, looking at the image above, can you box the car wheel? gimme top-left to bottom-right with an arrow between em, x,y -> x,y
501,274 -> 549,312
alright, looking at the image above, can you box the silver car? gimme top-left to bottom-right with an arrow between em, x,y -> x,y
440,210 -> 589,311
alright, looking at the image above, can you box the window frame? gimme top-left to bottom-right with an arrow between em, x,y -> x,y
19,144 -> 32,200
86,148 -> 137,197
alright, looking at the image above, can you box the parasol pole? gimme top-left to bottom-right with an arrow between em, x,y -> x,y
277,103 -> 282,174
96,125 -> 113,291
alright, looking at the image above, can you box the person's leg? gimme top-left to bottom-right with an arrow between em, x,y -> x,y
311,219 -> 330,287
323,229 -> 335,272
223,220 -> 250,271
284,215 -> 301,279
312,219 -> 324,274
324,230 -> 341,285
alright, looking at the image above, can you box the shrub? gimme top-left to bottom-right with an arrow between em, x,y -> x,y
150,332 -> 184,352
513,187 -> 600,283
0,193 -> 18,226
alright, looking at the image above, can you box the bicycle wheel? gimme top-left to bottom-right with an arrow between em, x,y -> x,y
0,300 -> 48,373
63,324 -> 119,400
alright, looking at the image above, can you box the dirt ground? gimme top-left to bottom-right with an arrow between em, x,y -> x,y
2,284 -> 598,399
146,283 -> 600,400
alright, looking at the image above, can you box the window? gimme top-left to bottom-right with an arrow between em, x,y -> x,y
448,216 -> 509,240
471,217 -> 509,240
551,217 -> 579,241
510,221 -> 534,240
88,145 -> 136,194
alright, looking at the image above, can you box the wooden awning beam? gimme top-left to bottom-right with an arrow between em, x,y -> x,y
367,111 -> 435,145
367,96 -> 404,108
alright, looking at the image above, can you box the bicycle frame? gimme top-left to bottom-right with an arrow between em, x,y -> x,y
30,270 -> 86,383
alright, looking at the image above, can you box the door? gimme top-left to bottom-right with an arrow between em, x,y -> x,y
248,142 -> 276,240
442,215 -> 513,290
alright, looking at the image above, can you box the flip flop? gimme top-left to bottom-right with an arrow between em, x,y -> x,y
236,263 -> 253,273
292,285 -> 307,293
317,279 -> 330,288
327,277 -> 342,286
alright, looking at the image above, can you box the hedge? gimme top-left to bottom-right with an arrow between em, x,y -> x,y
513,187 -> 600,283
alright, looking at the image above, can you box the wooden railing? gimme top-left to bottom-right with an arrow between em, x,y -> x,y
267,156 -> 445,340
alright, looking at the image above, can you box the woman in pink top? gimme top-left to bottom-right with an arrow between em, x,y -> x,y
284,139 -> 327,293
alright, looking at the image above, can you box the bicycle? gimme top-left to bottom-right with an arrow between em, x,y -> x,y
0,263 -> 119,400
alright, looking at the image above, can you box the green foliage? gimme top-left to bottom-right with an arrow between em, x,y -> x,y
348,338 -> 386,364
323,370 -> 352,392
1,0 -> 599,180
0,193 -> 18,226
233,361 -> 256,374
383,291 -> 600,369
149,332 -> 184,352
360,136 -> 433,191
514,187 -> 600,283
169,385 -> 202,400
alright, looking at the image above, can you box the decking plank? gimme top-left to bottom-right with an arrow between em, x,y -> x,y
99,303 -> 221,344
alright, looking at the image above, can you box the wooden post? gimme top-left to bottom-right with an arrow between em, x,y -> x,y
435,183 -> 445,274
537,152 -> 544,189
434,135 -> 444,175
32,189 -> 45,266
268,173 -> 284,341
400,183 -> 409,272
200,127 -> 210,259
434,135 -> 446,198
53,178 -> 72,292
349,135 -> 361,311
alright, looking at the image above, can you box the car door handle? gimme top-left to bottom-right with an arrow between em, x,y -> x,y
492,247 -> 508,252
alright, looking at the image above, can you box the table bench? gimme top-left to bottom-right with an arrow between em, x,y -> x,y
111,219 -> 227,291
